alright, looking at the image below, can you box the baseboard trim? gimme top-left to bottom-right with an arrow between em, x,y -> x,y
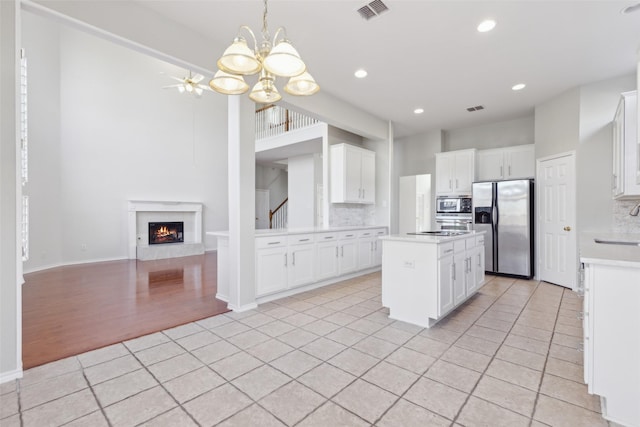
23,257 -> 128,275
227,302 -> 259,312
0,368 -> 23,384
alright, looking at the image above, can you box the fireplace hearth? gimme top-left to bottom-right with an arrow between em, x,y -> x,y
149,222 -> 184,245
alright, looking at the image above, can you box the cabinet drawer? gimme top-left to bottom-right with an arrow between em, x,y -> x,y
288,234 -> 315,245
439,242 -> 455,258
454,239 -> 466,253
373,228 -> 388,237
339,231 -> 358,240
256,236 -> 287,249
316,232 -> 338,242
357,229 -> 375,238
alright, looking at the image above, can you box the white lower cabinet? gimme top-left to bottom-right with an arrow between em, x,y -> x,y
453,241 -> 467,306
580,261 -> 640,427
438,246 -> 455,316
288,242 -> 315,288
256,239 -> 288,296
338,232 -> 358,275
255,228 -> 387,298
316,233 -> 339,281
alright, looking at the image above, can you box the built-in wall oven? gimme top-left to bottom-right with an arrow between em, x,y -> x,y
436,196 -> 473,231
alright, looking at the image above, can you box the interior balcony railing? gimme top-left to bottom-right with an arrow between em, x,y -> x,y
256,104 -> 318,140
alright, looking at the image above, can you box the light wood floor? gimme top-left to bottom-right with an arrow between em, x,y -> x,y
22,252 -> 229,369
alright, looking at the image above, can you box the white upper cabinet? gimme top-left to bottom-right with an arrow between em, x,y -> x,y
331,143 -> 376,204
477,144 -> 535,181
612,91 -> 640,199
435,149 -> 476,195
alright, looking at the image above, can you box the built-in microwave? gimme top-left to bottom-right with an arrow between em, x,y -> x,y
436,196 -> 472,214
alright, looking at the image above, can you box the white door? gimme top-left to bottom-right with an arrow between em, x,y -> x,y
255,189 -> 270,229
538,152 -> 577,289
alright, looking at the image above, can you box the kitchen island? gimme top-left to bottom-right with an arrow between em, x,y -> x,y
380,231 -> 485,328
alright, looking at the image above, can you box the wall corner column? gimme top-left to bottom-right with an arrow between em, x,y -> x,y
227,95 -> 256,311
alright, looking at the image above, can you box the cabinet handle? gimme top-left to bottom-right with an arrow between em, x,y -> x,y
456,178 -> 459,189
508,165 -> 511,176
444,249 -> 453,254
452,264 -> 456,281
268,241 -> 281,245
292,252 -> 296,266
449,179 -> 452,189
299,238 -> 310,242
284,253 -> 287,266
335,247 -> 338,257
362,189 -> 365,199
346,234 -> 354,237
341,246 -> 344,257
325,236 -> 334,240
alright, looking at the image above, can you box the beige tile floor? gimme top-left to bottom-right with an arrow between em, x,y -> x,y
0,273 -> 618,426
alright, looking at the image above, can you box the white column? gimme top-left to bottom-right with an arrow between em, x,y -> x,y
0,0 -> 23,383
227,96 -> 257,311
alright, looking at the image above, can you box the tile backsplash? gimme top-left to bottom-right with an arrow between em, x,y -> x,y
612,199 -> 640,233
330,204 -> 376,226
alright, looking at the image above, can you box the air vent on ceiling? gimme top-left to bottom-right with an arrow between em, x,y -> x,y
357,0 -> 389,20
466,105 -> 485,112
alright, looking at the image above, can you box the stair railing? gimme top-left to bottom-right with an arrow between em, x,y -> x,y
269,198 -> 288,229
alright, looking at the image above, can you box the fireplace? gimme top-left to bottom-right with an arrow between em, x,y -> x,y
149,222 -> 184,245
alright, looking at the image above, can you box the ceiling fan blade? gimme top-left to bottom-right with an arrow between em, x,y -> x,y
162,84 -> 182,89
198,84 -> 213,91
192,73 -> 204,83
168,75 -> 184,83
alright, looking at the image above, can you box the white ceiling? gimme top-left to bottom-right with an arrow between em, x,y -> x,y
137,1 -> 640,137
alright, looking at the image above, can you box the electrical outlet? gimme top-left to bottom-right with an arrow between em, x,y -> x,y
81,244 -> 87,251
404,260 -> 415,269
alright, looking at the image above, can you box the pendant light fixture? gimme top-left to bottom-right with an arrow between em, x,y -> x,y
209,0 -> 319,103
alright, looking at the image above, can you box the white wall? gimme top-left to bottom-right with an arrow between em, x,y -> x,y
1,0 -> 22,383
534,88 -> 581,160
23,12 -> 229,272
445,115 -> 534,152
255,165 -> 288,211
287,154 -> 318,229
534,73 -> 639,234
577,73 -> 637,233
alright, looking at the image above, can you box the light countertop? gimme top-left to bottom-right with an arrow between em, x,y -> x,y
579,232 -> 640,268
207,225 -> 387,238
380,231 -> 485,244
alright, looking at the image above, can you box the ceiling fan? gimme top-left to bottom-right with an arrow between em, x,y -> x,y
163,71 -> 212,97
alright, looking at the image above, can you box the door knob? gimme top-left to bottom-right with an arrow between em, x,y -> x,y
563,226 -> 571,232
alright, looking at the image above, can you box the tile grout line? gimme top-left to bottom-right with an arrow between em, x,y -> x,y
450,279 -> 545,425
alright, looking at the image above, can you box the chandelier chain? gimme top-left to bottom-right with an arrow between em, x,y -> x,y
262,0 -> 270,42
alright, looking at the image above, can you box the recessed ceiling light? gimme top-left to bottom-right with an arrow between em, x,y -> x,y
354,69 -> 368,78
414,108 -> 424,114
512,83 -> 526,91
477,19 -> 496,33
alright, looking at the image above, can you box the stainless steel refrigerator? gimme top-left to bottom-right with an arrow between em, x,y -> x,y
472,179 -> 534,278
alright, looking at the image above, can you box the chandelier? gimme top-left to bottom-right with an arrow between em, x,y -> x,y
208,0 -> 319,103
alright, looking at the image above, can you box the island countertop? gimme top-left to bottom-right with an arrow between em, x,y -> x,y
207,225 -> 387,238
380,230 -> 485,244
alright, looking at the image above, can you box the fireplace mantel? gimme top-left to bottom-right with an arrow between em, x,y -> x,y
127,200 -> 203,260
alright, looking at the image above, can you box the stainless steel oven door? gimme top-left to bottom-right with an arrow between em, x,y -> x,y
436,216 -> 473,231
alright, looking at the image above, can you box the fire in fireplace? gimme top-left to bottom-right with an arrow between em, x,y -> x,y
149,222 -> 184,245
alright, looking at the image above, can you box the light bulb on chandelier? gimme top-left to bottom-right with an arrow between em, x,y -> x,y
209,0 -> 319,103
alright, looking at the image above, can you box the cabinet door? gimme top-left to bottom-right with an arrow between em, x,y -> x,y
339,240 -> 358,275
477,150 -> 504,181
506,145 -> 535,179
345,147 -> 362,202
288,244 -> 315,288
256,247 -> 288,296
473,246 -> 485,290
360,151 -> 376,203
453,252 -> 467,305
438,255 -> 454,316
373,239 -> 383,266
316,241 -> 339,281
453,152 -> 474,194
435,154 -> 453,194
357,238 -> 374,270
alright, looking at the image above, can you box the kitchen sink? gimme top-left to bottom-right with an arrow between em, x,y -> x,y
594,238 -> 640,246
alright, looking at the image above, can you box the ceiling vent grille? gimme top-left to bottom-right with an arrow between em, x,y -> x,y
357,0 -> 389,20
466,105 -> 485,112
